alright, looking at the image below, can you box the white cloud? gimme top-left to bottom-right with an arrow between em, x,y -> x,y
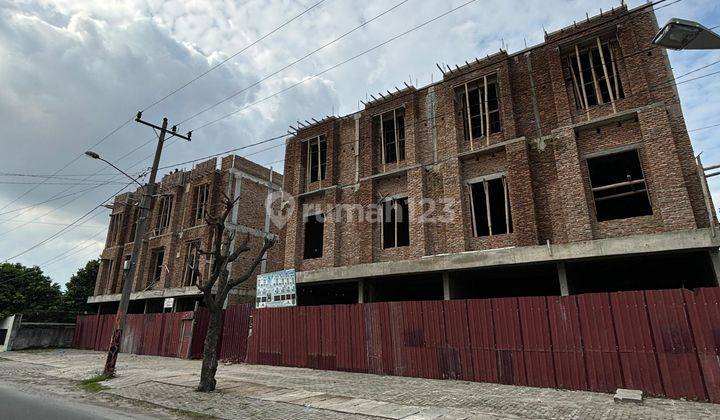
0,0 -> 719,287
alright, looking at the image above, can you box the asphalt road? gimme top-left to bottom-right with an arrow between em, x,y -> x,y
0,382 -> 158,420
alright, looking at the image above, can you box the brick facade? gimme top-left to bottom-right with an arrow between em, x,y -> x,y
280,5 -> 713,276
93,155 -> 283,306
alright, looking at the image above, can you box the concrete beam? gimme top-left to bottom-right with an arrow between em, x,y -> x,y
87,284 -> 249,304
296,228 -> 720,284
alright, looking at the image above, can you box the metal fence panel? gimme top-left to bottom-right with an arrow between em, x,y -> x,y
519,296 -> 556,388
686,287 -> 720,402
646,289 -> 707,400
610,291 -> 664,396
466,298 -> 498,384
72,287 -> 720,402
219,304 -> 252,363
492,297 -> 526,386
443,300 -> 474,380
576,293 -> 623,393
122,314 -> 145,354
546,296 -> 587,391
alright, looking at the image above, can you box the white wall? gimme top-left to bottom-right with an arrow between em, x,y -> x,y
0,315 -> 17,352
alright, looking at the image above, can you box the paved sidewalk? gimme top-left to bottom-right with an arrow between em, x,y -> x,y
3,349 -> 720,419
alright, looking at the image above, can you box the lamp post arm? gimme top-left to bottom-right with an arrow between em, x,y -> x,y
98,157 -> 144,187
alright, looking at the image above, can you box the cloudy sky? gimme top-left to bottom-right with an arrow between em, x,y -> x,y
1,0 -> 719,288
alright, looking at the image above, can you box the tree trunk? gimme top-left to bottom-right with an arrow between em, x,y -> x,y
197,308 -> 223,392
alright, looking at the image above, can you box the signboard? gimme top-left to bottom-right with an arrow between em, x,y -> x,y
256,269 -> 296,308
163,297 -> 174,310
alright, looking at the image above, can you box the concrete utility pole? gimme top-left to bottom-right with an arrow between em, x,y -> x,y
102,112 -> 192,376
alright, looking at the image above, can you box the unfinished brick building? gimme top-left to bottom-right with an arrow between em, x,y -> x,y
88,156 -> 283,313
282,4 -> 720,305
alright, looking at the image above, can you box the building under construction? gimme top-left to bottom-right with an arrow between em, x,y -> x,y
279,4 -> 720,305
88,156 -> 284,313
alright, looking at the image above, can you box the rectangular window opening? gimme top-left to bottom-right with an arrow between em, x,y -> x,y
456,75 -> 502,142
373,108 -> 406,165
382,197 -> 410,248
468,175 -> 512,237
306,135 -> 327,185
183,241 -> 201,286
567,38 -> 625,111
587,149 -> 652,221
303,213 -> 324,259
107,214 -> 121,246
156,195 -> 173,234
150,248 -> 165,286
101,258 -> 114,292
128,206 -> 138,241
193,184 -> 209,224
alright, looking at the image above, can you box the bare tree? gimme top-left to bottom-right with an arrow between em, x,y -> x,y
195,193 -> 275,392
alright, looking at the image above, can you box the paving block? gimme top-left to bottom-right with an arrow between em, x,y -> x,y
403,407 -> 472,419
614,388 -> 643,404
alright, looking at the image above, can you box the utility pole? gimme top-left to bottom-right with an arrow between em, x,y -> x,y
103,112 -> 191,376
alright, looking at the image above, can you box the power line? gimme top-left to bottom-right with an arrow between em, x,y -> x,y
40,228 -> 108,267
4,0 -> 679,263
0,118 -> 135,213
140,0 -> 326,113
0,218 -> 105,228
0,1 -> 324,217
0,181 -> 131,186
2,176 -> 145,262
689,123 -> 720,133
177,0 -> 411,125
0,173 -> 139,238
0,172 -> 144,181
160,3 -> 711,174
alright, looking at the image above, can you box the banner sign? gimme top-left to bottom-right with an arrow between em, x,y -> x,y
256,269 -> 296,308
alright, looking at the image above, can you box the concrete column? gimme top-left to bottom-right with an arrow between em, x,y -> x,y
358,280 -> 365,304
442,272 -> 451,301
709,249 -> 720,287
557,262 -> 569,296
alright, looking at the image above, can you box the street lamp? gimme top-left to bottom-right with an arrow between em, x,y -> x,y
653,18 -> 720,50
85,150 -> 144,187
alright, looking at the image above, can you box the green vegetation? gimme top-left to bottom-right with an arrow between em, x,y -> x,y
78,374 -> 110,393
0,259 -> 99,321
63,259 -> 99,313
0,263 -> 62,320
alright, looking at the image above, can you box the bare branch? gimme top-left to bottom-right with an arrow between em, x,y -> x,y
225,237 -> 276,293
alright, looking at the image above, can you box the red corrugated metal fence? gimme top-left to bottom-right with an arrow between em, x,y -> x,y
73,288 -> 720,402
72,311 -> 195,358
244,288 -> 720,402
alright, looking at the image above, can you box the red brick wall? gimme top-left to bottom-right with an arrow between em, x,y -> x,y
279,5 -> 710,273
93,155 -> 282,299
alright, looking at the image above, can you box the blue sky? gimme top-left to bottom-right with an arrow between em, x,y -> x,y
0,0 -> 719,287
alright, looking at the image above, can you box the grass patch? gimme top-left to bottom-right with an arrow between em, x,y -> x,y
78,374 -> 111,393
